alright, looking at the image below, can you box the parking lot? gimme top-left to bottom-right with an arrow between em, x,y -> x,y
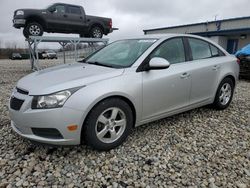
0,59 -> 249,187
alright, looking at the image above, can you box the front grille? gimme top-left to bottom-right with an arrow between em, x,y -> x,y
16,87 -> 29,95
31,128 -> 63,139
10,97 -> 24,111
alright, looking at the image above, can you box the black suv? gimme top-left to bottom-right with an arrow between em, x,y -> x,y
13,3 -> 115,38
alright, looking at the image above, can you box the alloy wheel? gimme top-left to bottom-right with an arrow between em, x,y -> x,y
29,25 -> 41,36
219,83 -> 232,105
95,107 -> 127,143
92,28 -> 102,38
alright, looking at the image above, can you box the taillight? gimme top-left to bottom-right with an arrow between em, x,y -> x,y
237,58 -> 241,65
109,20 -> 112,28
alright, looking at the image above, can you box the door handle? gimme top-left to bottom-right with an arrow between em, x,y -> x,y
180,72 -> 190,79
80,16 -> 83,19
63,14 -> 68,17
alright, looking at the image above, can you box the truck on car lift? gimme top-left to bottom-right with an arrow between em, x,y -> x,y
13,3 -> 116,38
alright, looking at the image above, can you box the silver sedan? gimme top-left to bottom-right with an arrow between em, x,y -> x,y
9,34 -> 239,150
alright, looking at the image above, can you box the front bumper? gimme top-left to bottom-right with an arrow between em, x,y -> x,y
9,88 -> 85,145
13,19 -> 26,28
11,121 -> 77,145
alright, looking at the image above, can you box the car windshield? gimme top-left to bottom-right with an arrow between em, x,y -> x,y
84,39 -> 157,68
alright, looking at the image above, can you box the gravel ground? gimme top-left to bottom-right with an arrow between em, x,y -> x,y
0,59 -> 249,188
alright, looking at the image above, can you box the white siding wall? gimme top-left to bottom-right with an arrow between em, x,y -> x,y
206,36 -> 228,50
209,36 -> 220,43
218,36 -> 228,50
238,34 -> 250,49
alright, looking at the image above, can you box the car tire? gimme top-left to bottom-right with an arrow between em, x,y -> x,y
82,98 -> 133,151
212,77 -> 234,110
23,22 -> 44,38
90,26 -> 103,38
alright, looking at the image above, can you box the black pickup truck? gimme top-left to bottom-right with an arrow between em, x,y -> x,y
13,3 -> 115,38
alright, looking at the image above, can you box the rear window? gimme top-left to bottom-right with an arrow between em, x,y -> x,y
68,6 -> 81,15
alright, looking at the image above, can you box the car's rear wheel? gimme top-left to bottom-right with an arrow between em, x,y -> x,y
90,26 -> 103,38
23,22 -> 44,38
82,98 -> 133,151
213,77 -> 234,110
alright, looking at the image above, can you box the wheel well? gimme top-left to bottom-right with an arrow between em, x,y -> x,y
80,96 -> 136,144
224,75 -> 236,87
25,16 -> 46,29
90,23 -> 104,33
213,75 -> 236,103
84,95 -> 136,127
115,96 -> 136,127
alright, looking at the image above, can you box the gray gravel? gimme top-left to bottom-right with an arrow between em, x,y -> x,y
0,59 -> 249,187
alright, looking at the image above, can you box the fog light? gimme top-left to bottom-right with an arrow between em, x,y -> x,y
67,125 -> 78,131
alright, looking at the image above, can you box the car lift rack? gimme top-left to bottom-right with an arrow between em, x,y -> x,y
26,36 -> 109,70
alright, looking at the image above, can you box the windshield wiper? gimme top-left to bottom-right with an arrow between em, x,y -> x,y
86,61 -> 115,68
77,59 -> 86,63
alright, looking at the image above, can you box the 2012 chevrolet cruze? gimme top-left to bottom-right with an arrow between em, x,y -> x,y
9,34 -> 239,150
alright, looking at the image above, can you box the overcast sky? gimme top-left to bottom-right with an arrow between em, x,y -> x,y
0,0 -> 249,48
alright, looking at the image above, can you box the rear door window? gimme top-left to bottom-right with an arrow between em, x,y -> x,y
67,6 -> 81,15
188,38 -> 212,60
210,44 -> 225,57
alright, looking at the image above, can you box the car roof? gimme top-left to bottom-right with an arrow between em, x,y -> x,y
54,2 -> 81,7
117,33 -> 229,55
123,33 -> 210,40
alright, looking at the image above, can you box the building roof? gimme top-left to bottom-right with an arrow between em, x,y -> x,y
143,16 -> 250,33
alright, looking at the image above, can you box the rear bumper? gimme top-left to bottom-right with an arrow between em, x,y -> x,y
111,28 -> 119,32
104,28 -> 118,35
13,19 -> 26,28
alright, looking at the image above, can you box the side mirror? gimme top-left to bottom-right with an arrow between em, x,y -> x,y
148,57 -> 170,70
48,7 -> 56,13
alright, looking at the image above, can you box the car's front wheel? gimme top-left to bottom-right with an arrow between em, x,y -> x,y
213,77 -> 234,110
82,98 -> 133,151
23,22 -> 44,38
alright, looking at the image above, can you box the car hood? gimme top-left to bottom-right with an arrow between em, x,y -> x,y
16,63 -> 124,95
14,9 -> 45,15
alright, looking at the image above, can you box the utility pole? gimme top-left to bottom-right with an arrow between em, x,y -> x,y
214,14 -> 218,21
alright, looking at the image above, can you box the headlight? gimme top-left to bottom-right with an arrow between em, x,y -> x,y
16,10 -> 24,16
32,87 -> 82,109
